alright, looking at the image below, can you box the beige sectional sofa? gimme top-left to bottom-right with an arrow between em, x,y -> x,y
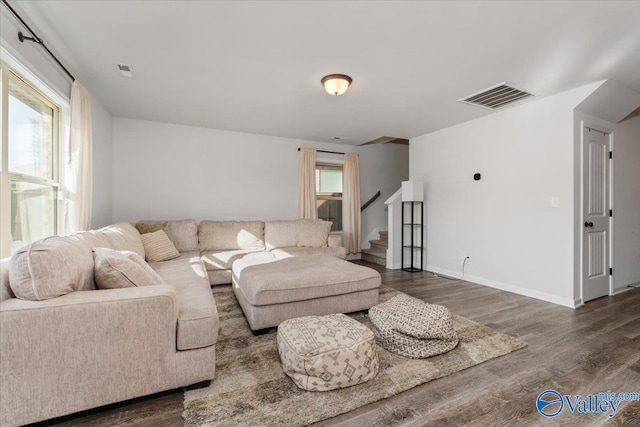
137,218 -> 346,285
0,217 -> 345,426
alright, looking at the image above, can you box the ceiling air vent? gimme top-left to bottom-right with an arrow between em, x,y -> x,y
459,82 -> 532,110
359,136 -> 409,146
115,63 -> 135,78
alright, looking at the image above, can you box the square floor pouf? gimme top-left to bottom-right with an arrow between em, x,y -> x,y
277,313 -> 379,391
369,293 -> 459,358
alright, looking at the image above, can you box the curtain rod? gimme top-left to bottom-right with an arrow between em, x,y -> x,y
1,0 -> 76,82
297,148 -> 345,155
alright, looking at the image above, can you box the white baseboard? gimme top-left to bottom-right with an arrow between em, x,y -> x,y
386,262 -> 401,269
426,265 -> 579,309
613,283 -> 639,295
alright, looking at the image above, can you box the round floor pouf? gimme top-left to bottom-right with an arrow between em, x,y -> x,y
369,294 -> 459,359
277,313 -> 379,391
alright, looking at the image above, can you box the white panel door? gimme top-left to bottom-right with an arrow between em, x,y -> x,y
582,126 -> 610,302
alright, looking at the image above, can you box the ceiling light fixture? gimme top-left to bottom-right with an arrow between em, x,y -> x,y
321,74 -> 352,96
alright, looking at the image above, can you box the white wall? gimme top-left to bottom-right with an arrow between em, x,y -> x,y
612,115 -> 640,290
111,118 -> 408,247
410,84 -> 599,308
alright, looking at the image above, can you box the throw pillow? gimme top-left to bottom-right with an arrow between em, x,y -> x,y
9,236 -> 94,301
297,219 -> 332,248
140,230 -> 181,262
135,221 -> 168,235
93,248 -> 165,289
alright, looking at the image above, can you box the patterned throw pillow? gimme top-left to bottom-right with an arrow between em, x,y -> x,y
93,248 -> 165,289
135,221 -> 168,235
140,230 -> 180,262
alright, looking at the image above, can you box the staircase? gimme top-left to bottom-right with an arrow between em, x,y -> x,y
361,230 -> 387,267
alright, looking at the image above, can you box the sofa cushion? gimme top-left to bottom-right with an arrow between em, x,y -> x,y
198,220 -> 265,251
264,220 -> 298,251
9,236 -> 94,301
141,230 -> 180,262
97,222 -> 145,258
201,249 -> 274,271
147,252 -> 218,350
297,219 -> 331,247
136,219 -> 199,252
148,251 -> 208,286
73,230 -> 112,250
166,220 -> 199,252
270,246 -> 347,260
93,248 -> 165,289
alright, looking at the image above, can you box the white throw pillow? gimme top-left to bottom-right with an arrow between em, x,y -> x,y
94,248 -> 165,289
140,230 -> 180,262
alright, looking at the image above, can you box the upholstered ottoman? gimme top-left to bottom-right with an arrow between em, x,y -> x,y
277,313 -> 379,391
232,254 -> 381,330
369,294 -> 458,358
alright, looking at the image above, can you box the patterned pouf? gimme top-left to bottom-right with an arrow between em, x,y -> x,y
277,313 -> 379,391
369,294 -> 459,358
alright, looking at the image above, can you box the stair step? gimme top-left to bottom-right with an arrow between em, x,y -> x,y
379,230 -> 388,242
369,239 -> 387,252
361,249 -> 386,267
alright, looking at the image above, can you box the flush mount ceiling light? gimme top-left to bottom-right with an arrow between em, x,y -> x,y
321,74 -> 352,96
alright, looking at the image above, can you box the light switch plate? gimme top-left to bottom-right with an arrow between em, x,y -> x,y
551,196 -> 560,208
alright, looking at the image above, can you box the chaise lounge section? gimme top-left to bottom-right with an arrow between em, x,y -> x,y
233,254 -> 381,330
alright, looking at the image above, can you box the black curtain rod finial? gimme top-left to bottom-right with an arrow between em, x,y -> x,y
18,31 -> 40,44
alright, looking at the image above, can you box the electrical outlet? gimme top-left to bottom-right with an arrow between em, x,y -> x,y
460,251 -> 471,260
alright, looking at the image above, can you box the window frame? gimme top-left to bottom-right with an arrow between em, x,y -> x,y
315,160 -> 344,233
0,50 -> 69,258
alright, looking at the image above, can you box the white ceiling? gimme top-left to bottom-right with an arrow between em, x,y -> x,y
11,1 -> 640,145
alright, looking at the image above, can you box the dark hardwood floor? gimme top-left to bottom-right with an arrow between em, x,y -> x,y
36,261 -> 640,427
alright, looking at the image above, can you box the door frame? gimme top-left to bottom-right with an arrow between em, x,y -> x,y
579,120 -> 615,302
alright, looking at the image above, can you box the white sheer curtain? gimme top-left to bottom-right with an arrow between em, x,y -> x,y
343,153 -> 361,254
298,148 -> 318,219
63,81 -> 93,233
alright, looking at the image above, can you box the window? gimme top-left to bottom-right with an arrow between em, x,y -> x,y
316,163 -> 342,232
1,62 -> 61,257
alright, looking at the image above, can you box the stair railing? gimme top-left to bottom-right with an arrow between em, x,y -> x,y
361,191 -> 381,212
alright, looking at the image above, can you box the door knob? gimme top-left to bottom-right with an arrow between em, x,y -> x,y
584,221 -> 594,228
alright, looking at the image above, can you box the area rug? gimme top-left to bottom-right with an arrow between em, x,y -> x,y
183,286 -> 527,427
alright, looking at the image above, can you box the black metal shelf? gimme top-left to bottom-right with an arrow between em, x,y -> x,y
401,201 -> 424,273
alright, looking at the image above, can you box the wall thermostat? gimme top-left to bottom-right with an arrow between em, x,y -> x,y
473,173 -> 481,181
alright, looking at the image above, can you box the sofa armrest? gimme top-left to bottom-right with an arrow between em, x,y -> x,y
328,234 -> 343,248
0,285 -> 179,426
